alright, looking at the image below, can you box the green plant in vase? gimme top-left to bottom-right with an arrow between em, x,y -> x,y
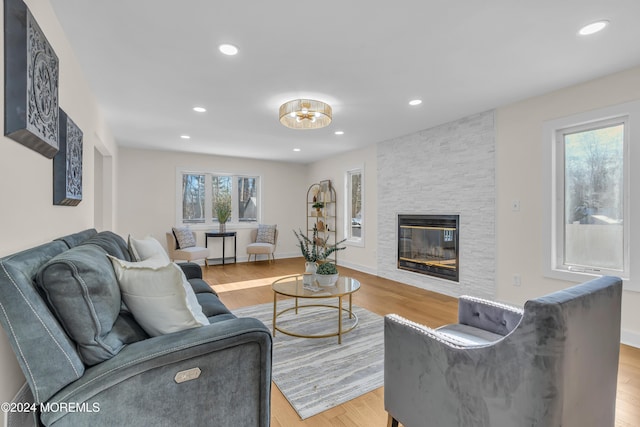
215,192 -> 231,232
292,225 -> 346,263
294,225 -> 345,285
315,262 -> 339,286
316,262 -> 338,275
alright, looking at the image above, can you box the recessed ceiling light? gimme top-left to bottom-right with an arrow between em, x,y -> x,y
293,148 -> 301,152
409,99 -> 422,106
334,131 -> 344,135
218,44 -> 239,56
193,106 -> 206,113
578,20 -> 609,36
180,135 -> 191,140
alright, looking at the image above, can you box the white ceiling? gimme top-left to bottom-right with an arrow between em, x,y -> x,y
50,0 -> 640,164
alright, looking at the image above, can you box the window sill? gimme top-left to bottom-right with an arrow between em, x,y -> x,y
178,222 -> 258,231
545,266 -> 629,283
345,238 -> 364,248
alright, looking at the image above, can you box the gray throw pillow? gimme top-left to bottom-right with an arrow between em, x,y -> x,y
36,245 -> 147,366
256,224 -> 277,244
172,226 -> 196,249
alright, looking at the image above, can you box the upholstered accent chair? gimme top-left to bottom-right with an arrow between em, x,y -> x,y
384,276 -> 623,427
166,231 -> 209,264
246,227 -> 278,263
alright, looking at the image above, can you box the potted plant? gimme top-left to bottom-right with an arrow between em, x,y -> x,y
315,262 -> 339,286
293,226 -> 346,276
312,201 -> 324,216
215,192 -> 231,232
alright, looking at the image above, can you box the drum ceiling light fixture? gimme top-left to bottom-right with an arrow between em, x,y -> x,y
279,99 -> 332,130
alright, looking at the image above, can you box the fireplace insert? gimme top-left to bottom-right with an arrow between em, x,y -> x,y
398,214 -> 459,282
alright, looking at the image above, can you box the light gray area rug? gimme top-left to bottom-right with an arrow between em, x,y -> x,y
233,299 -> 384,419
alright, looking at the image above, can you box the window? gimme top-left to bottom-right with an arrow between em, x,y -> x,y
237,176 -> 258,222
178,170 -> 260,225
211,175 -> 231,222
345,168 -> 364,244
558,119 -> 626,274
544,106 -> 632,281
182,174 -> 205,223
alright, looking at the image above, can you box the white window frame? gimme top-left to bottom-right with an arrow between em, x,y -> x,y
543,101 -> 638,284
344,166 -> 364,247
176,168 -> 261,228
555,117 -> 628,276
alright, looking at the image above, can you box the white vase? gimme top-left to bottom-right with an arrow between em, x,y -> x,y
304,262 -> 318,285
305,261 -> 318,275
316,273 -> 339,286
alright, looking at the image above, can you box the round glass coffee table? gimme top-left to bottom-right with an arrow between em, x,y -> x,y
271,274 -> 361,344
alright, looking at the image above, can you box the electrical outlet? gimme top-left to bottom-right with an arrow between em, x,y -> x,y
511,199 -> 521,211
512,274 -> 521,286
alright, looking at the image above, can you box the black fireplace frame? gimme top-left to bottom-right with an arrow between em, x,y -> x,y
397,214 -> 460,282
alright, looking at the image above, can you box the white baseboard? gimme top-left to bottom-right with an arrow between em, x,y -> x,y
621,329 -> 640,349
337,260 -> 378,276
236,252 -> 299,263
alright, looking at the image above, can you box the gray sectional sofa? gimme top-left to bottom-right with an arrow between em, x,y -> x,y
0,229 -> 272,426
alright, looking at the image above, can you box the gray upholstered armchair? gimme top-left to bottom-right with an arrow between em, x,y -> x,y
384,276 -> 623,427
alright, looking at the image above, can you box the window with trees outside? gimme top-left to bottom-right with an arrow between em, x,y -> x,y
345,168 -> 363,245
554,116 -> 628,277
179,171 -> 259,225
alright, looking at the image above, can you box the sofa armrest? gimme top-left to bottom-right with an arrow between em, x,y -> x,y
177,262 -> 202,280
457,296 -> 523,336
42,317 -> 272,426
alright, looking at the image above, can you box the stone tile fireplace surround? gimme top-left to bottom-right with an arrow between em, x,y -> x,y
377,110 -> 496,299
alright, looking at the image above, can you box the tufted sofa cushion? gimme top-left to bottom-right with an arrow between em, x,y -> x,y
36,244 -> 147,366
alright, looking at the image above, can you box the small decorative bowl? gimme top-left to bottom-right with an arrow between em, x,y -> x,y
316,273 -> 339,286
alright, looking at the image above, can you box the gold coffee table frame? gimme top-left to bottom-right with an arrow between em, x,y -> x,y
272,275 -> 361,344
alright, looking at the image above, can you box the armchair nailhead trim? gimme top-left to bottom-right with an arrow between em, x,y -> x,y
386,314 -> 466,349
460,295 -> 524,314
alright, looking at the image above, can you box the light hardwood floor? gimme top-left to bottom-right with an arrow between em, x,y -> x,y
204,258 -> 640,427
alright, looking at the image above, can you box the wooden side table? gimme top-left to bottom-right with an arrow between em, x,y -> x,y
205,231 -> 237,266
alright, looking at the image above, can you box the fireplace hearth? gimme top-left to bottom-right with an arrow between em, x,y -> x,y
398,214 -> 459,282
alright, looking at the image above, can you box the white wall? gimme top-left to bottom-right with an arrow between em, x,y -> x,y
0,0 -> 118,419
307,145 -> 378,274
116,148 -> 308,261
496,65 -> 640,346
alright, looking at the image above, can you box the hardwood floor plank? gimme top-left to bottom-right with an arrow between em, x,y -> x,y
203,258 -> 640,426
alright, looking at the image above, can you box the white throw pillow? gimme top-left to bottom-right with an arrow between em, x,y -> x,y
108,256 -> 209,336
128,235 -> 170,263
